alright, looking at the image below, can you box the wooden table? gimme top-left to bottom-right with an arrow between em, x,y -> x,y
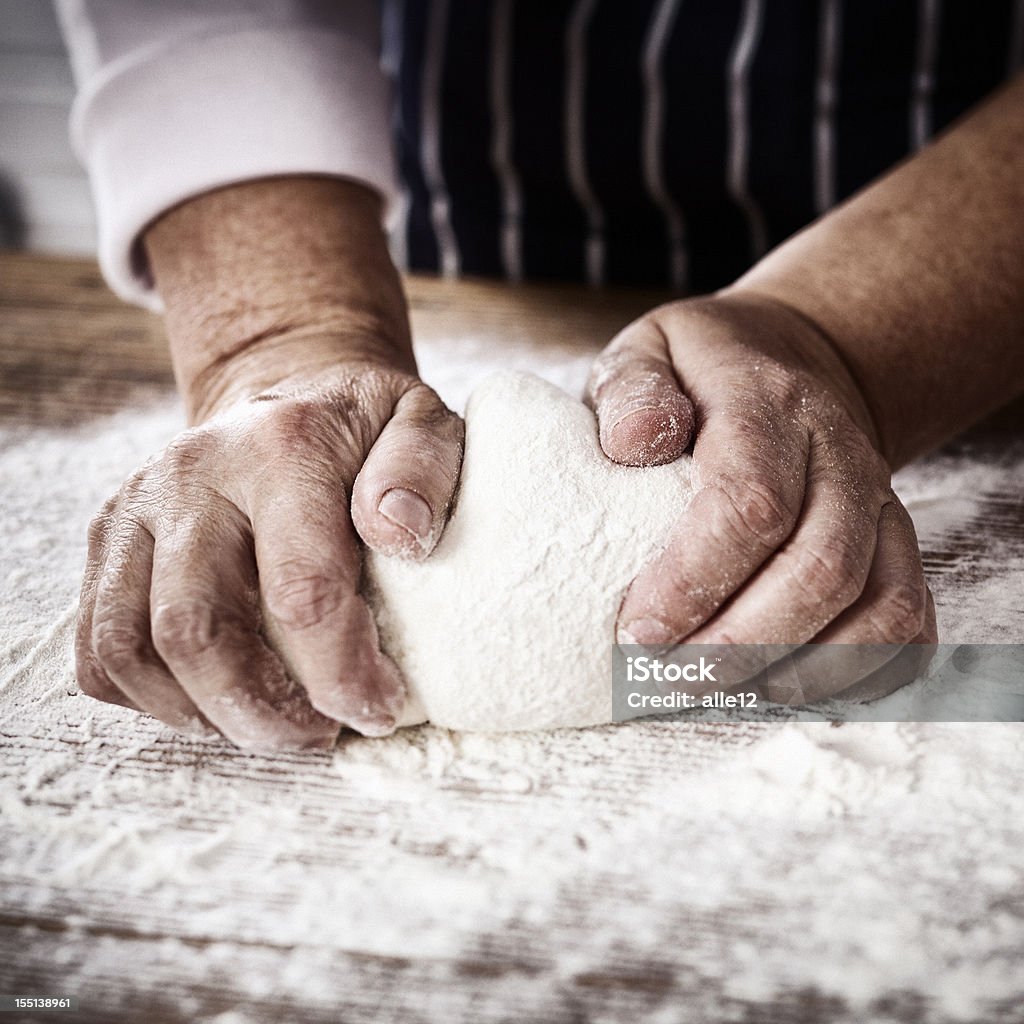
1,251 -> 1023,1024
0,251 -> 669,424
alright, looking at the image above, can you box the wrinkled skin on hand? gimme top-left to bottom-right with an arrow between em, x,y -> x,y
76,360 -> 463,749
588,290 -> 937,702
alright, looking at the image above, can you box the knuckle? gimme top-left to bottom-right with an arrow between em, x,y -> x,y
120,467 -> 150,501
161,431 -> 215,474
404,381 -> 452,423
869,582 -> 927,644
75,654 -> 121,703
707,477 -> 796,551
86,517 -> 106,550
76,666 -> 110,701
87,507 -> 114,548
267,397 -> 325,439
262,562 -> 344,630
789,537 -> 866,609
417,397 -> 462,442
261,396 -> 361,463
775,374 -> 812,416
151,599 -> 234,661
92,617 -> 150,675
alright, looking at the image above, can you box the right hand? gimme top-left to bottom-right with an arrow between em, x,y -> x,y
76,351 -> 463,750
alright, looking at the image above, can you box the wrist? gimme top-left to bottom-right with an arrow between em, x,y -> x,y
143,176 -> 413,423
716,283 -> 885,458
190,326 -> 416,423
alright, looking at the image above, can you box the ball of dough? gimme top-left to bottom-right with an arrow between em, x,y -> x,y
366,371 -> 694,731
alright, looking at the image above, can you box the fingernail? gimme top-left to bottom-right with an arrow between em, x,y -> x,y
618,617 -> 675,646
378,488 -> 433,547
350,712 -> 397,738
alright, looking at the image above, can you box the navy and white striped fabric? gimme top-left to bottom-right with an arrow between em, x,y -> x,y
385,0 -> 1023,293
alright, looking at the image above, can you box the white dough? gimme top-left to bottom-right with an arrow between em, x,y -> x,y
366,371 -> 693,731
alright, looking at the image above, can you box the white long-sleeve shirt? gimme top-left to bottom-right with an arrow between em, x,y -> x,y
56,0 -> 394,310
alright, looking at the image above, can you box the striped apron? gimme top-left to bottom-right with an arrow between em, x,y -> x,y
384,0 -> 1022,293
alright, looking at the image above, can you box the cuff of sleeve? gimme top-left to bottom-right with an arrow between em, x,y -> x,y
71,27 -> 398,311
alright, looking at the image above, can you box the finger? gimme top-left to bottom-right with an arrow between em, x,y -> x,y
684,430 -> 884,646
822,511 -> 937,704
91,519 -> 216,737
587,317 -> 695,467
351,382 -> 464,559
615,407 -> 807,646
247,468 -> 406,736
759,501 -> 932,704
918,588 -> 938,644
149,500 -> 340,751
815,501 -> 929,646
75,498 -> 140,711
831,591 -> 937,705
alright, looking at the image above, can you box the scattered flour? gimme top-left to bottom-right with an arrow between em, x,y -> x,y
2,335 -> 1023,1021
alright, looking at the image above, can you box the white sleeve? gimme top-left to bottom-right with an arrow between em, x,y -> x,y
56,0 -> 395,310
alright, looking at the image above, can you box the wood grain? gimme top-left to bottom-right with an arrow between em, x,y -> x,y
0,250 -> 668,425
1,251 -> 1022,1024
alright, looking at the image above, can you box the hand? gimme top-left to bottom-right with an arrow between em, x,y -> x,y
588,289 -> 937,702
76,345 -> 463,748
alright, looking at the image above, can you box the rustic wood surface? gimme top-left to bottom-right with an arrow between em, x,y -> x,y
1,251 -> 1023,1024
0,250 -> 668,425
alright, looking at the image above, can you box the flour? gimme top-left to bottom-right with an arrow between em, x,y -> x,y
2,334 -> 1024,1020
367,371 -> 692,730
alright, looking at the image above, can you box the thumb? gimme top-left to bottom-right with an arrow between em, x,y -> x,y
351,382 -> 464,559
587,317 -> 695,467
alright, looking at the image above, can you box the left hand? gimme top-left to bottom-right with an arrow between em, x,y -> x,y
587,288 -> 937,703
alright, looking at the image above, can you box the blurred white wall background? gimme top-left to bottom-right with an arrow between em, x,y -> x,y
0,0 -> 96,253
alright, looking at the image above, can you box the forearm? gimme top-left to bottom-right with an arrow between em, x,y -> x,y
144,176 -> 412,422
733,74 -> 1024,468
